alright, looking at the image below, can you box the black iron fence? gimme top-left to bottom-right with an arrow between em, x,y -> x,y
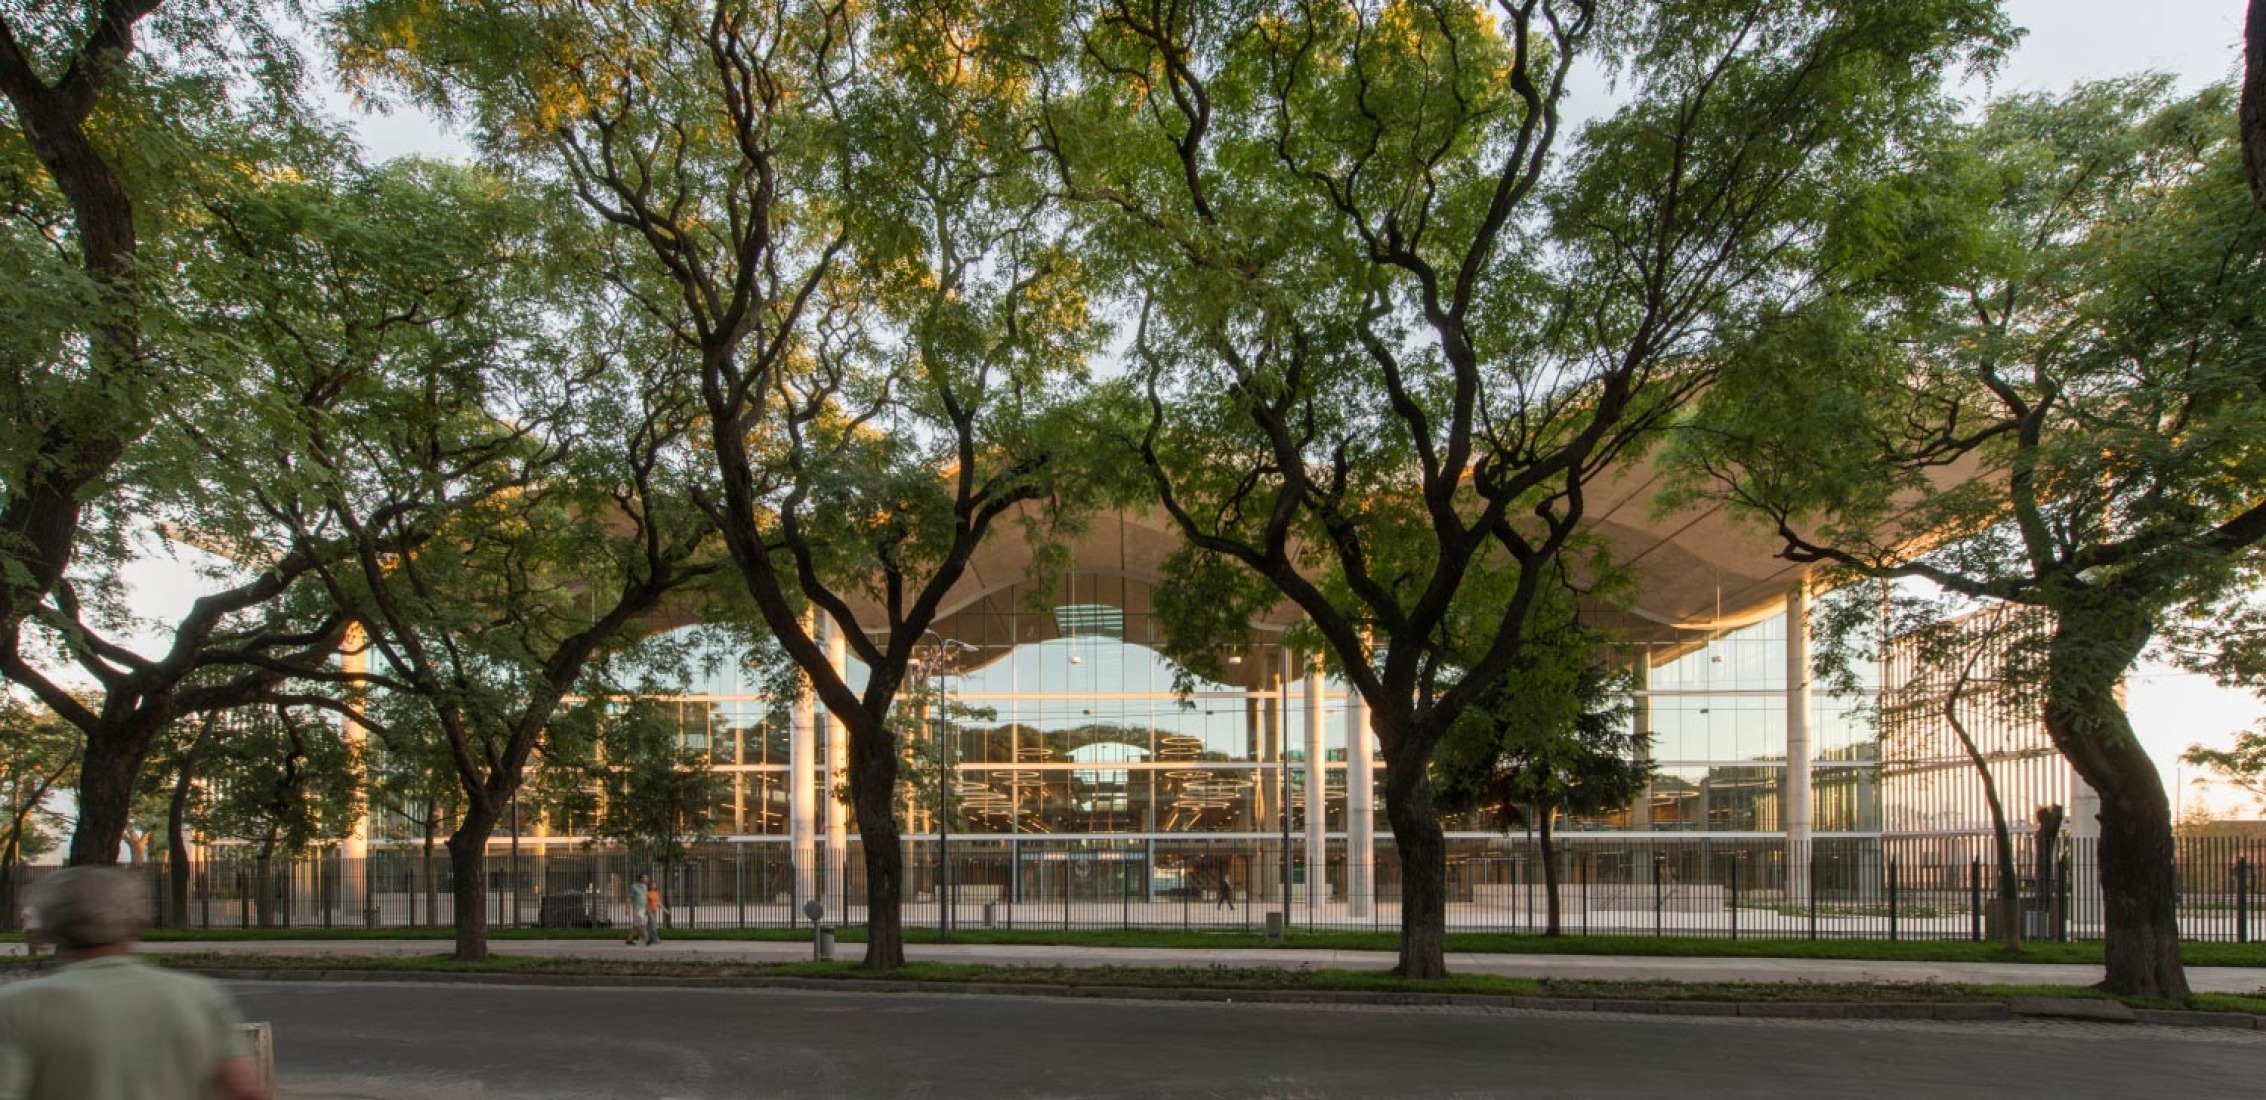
2,833 -> 2257,943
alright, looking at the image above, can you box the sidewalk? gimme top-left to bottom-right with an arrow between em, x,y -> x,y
130,938 -> 2266,995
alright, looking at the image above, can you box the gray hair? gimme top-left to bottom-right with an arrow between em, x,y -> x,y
29,867 -> 149,950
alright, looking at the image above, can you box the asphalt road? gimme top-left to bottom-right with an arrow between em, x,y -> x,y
238,980 -> 2263,1100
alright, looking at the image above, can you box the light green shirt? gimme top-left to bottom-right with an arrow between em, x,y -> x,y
0,955 -> 249,1100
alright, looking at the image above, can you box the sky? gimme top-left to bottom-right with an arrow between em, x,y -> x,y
113,0 -> 2266,819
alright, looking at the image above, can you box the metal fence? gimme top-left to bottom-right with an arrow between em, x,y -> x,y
2,833 -> 2257,943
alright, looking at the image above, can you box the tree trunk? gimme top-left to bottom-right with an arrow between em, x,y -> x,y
1992,822 -> 2022,954
253,845 -> 277,929
2042,603 -> 2187,999
445,806 -> 498,962
423,813 -> 441,927
1537,806 -> 1562,937
67,728 -> 148,866
1943,679 -> 2023,952
167,746 -> 199,928
1382,752 -> 1447,978
848,713 -> 905,971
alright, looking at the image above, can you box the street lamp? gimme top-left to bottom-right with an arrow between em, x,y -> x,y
918,630 -> 974,941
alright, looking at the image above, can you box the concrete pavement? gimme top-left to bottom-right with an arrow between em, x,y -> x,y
130,937 -> 2266,994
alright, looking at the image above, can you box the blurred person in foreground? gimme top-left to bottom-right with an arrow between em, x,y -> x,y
0,867 -> 265,1100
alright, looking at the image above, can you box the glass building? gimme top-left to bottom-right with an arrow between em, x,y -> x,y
453,489 -> 1922,916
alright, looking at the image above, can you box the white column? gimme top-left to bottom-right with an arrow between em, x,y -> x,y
1303,652 -> 1326,912
1345,685 -> 1374,919
2069,764 -> 2101,933
340,624 -> 369,919
1785,582 -> 1815,901
1629,656 -> 1653,830
824,615 -> 851,917
791,612 -> 819,910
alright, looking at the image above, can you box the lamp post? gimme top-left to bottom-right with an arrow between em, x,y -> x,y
919,630 -> 972,941
1279,647 -> 1292,934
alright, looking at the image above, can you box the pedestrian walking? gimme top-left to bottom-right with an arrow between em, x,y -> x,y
624,874 -> 649,945
1216,872 -> 1235,911
643,874 -> 663,945
0,867 -> 266,1099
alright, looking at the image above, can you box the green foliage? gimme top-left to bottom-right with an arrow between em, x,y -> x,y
545,699 -> 727,868
1675,78 -> 2266,641
0,692 -> 81,864
1434,606 -> 1650,830
1672,76 -> 2266,996
189,705 -> 363,860
2182,725 -> 2266,809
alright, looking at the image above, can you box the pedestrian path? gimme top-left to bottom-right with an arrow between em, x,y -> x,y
129,937 -> 2266,995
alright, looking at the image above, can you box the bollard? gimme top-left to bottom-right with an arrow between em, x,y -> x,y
242,1022 -> 274,1097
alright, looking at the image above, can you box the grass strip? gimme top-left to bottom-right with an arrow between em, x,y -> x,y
73,926 -> 2266,968
115,950 -> 2266,1015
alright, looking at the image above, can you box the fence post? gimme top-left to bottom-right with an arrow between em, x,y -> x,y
1887,859 -> 1899,942
1729,859 -> 1739,941
2058,852 -> 2073,943
1580,854 -> 1589,938
2236,857 -> 2249,946
1970,858 -> 1982,943
1652,854 -> 1663,938
1808,857 -> 1818,941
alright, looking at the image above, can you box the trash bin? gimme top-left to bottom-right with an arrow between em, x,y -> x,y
815,925 -> 835,961
1263,912 -> 1285,942
982,902 -> 997,928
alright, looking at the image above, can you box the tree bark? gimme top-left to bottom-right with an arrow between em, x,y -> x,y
2041,603 -> 2187,999
66,724 -> 155,866
165,722 -> 212,928
1537,806 -> 1562,937
253,844 -> 277,928
1382,748 -> 1446,977
1941,666 -> 2023,952
849,712 -> 905,970
445,804 -> 498,962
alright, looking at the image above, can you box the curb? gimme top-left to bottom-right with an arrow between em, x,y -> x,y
179,966 -> 2266,1032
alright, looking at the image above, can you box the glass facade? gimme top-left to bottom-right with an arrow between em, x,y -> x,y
584,576 -> 1887,848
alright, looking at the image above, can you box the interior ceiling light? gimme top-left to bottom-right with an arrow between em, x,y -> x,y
1053,603 -> 1123,639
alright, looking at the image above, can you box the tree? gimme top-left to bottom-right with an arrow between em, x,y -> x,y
1674,80 -> 2266,998
557,700 -> 728,877
2,2 -> 373,867
262,191 -> 722,959
186,703 -> 362,927
1436,606 -> 1647,938
2184,724 -> 2266,809
1856,591 -> 2046,952
0,693 -> 81,909
362,696 -> 467,927
1040,0 -> 2008,976
332,0 -> 1107,969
